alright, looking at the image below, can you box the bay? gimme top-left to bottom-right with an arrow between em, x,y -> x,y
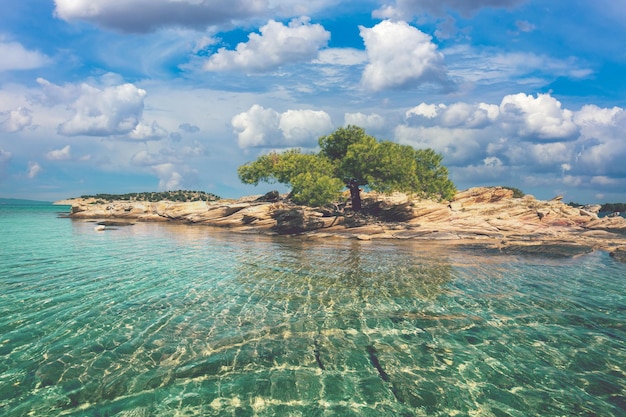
0,203 -> 624,416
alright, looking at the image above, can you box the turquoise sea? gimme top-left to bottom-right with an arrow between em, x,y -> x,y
1,202 -> 625,416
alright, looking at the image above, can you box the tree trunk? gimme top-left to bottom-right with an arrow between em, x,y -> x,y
347,179 -> 362,212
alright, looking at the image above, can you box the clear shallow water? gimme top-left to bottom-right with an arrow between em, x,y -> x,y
1,204 -> 625,416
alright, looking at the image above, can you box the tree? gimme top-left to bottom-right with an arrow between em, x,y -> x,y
237,126 -> 456,209
238,149 -> 345,206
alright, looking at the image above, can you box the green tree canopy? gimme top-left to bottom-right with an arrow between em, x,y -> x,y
237,126 -> 456,208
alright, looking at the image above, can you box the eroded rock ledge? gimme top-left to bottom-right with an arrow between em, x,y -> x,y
56,187 -> 626,260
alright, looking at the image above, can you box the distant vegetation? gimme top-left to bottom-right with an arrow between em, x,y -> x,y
568,202 -> 624,213
500,186 -> 525,198
599,203 -> 626,213
80,190 -> 221,203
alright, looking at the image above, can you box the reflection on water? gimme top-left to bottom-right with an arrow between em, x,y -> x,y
0,216 -> 625,416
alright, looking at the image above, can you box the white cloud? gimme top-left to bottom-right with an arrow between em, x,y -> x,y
37,80 -> 147,137
406,101 -> 498,129
231,105 -> 281,148
572,105 -> 626,175
231,104 -> 333,148
278,109 -> 333,144
127,121 -> 168,141
499,93 -> 578,141
404,95 -> 576,140
151,163 -> 183,190
574,104 -> 623,126
204,17 -> 330,72
359,20 -> 451,91
46,145 -> 72,160
441,102 -> 499,128
527,142 -> 571,166
0,40 -> 49,71
406,103 -> 446,119
590,176 -> 619,186
344,112 -> 386,131
394,124 -> 484,165
1,107 -> 33,132
394,94 -> 626,197
484,156 -> 503,168
131,149 -> 161,167
27,161 -> 42,179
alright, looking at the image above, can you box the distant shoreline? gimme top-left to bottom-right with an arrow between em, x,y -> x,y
0,198 -> 53,205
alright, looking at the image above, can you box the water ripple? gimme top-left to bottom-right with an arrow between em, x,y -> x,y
1,207 -> 625,416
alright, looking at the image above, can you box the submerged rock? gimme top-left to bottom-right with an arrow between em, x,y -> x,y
610,246 -> 626,263
500,243 -> 595,258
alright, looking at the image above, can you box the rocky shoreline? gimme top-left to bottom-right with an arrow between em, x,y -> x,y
56,187 -> 626,262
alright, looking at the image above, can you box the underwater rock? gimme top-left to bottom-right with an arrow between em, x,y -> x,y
609,246 -> 626,263
500,243 -> 595,258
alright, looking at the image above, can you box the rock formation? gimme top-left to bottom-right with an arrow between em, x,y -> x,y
56,187 -> 626,260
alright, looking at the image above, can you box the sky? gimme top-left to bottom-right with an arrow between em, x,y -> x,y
1,0 -> 626,204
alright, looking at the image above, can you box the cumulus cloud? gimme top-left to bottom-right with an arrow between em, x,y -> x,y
231,104 -> 333,148
344,112 -> 386,132
204,18 -> 330,72
0,39 -> 50,71
395,124 -> 484,165
46,145 -> 72,160
359,20 -> 452,91
278,109 -> 333,143
374,0 -> 525,20
1,107 -> 33,132
151,163 -> 183,190
441,102 -> 499,129
404,94 -> 578,141
406,101 -> 498,129
399,93 -> 578,165
572,105 -> 626,175
36,79 -> 147,137
406,103 -> 446,119
231,105 -> 280,148
27,161 -> 42,179
396,93 -> 626,197
499,93 -> 578,141
131,149 -> 166,166
574,104 -> 623,126
127,121 -> 168,141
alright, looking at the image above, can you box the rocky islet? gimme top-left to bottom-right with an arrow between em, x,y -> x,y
56,187 -> 626,260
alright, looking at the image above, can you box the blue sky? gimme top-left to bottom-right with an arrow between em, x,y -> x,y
1,0 -> 625,203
